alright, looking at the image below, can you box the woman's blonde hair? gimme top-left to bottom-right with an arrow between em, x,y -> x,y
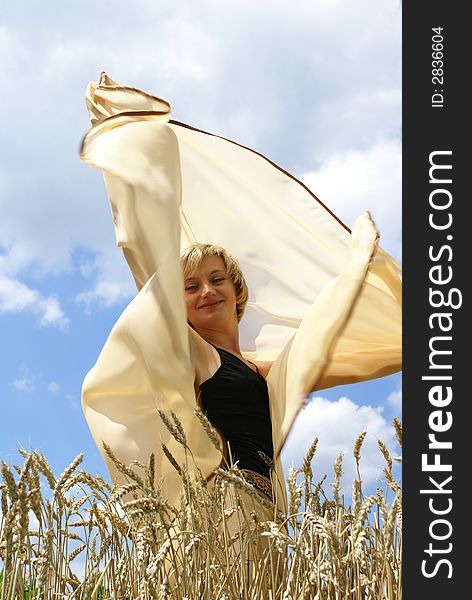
180,243 -> 249,322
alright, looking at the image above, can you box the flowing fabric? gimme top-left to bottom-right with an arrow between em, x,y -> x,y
80,73 -> 402,510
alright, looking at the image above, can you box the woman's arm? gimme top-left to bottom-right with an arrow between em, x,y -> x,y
81,76 -> 223,503
187,325 -> 221,386
253,360 -> 273,380
269,212 -> 401,452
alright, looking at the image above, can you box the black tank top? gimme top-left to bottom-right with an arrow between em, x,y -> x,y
199,347 -> 274,478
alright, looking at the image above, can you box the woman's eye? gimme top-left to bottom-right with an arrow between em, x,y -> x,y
212,277 -> 224,283
185,284 -> 198,291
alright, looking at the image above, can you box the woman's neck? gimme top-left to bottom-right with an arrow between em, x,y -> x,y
196,322 -> 241,356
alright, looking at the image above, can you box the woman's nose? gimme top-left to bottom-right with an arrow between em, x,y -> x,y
201,281 -> 215,295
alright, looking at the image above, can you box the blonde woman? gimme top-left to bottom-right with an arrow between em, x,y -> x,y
81,73 -> 402,524
182,244 -> 274,501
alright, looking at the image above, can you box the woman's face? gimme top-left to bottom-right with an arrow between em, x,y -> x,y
184,255 -> 238,331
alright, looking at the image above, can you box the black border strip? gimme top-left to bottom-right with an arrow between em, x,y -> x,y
404,4 -> 466,596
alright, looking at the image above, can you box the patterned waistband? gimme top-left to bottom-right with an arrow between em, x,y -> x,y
240,469 -> 274,502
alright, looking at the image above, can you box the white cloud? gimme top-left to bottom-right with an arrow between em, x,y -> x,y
0,273 -> 37,310
65,393 -> 80,410
0,273 -> 69,331
75,281 -> 131,309
75,247 -> 135,309
282,396 -> 400,495
37,296 -> 69,331
70,557 -> 86,580
387,387 -> 402,412
10,370 -> 74,403
29,510 -> 40,531
10,370 -> 37,392
47,382 -> 61,394
299,138 -> 402,260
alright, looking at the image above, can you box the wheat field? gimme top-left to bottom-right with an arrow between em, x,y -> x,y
0,413 -> 402,599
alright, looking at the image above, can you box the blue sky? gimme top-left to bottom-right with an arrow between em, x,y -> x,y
1,0 -> 402,495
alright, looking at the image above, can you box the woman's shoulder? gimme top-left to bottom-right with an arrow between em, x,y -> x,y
187,326 -> 221,385
252,360 -> 273,380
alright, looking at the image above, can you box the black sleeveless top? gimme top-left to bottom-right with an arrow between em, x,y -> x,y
199,347 -> 274,478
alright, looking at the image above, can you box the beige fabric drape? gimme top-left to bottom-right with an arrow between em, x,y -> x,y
80,73 -> 402,511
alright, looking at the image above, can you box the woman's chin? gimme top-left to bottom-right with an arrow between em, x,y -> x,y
193,310 -> 234,331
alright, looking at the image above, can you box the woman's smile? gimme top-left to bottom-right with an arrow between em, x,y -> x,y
199,300 -> 224,310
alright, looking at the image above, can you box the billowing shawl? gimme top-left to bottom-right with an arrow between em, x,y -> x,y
81,73 -> 402,510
